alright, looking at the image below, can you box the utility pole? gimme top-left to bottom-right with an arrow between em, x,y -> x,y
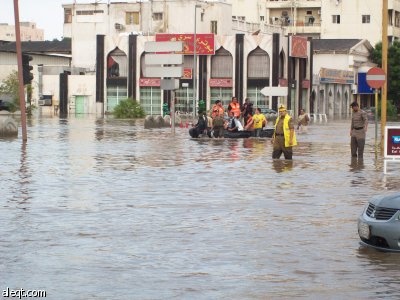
381,0 -> 388,152
14,0 -> 28,141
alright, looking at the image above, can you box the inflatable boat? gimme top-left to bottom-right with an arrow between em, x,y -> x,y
224,128 -> 274,138
190,128 -> 274,139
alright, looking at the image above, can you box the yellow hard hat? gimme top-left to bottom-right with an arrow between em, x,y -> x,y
278,104 -> 286,112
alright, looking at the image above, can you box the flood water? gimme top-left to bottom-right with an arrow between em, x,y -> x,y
1,115 -> 400,300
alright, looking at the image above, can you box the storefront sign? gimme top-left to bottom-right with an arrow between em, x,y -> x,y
156,34 -> 215,55
302,79 -> 310,89
385,126 -> 400,158
209,78 -> 233,87
357,72 -> 374,94
183,68 -> 192,79
139,78 -> 160,87
290,36 -> 308,58
319,68 -> 354,84
279,78 -> 288,87
384,126 -> 400,174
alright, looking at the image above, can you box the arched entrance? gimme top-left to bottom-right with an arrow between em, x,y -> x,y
106,47 -> 128,112
247,47 -> 270,109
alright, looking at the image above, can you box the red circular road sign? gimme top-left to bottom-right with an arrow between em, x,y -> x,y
366,67 -> 386,89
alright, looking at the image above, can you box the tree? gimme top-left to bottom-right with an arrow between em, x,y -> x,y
370,41 -> 400,113
0,71 -> 19,112
0,71 -> 19,102
0,71 -> 36,115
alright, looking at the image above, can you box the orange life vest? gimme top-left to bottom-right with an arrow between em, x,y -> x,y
229,102 -> 241,117
245,115 -> 254,130
211,104 -> 224,118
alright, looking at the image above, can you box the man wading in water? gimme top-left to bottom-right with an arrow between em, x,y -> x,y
271,105 -> 297,160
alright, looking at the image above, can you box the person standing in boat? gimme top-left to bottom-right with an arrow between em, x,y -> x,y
244,112 -> 254,133
212,109 -> 225,138
228,96 -> 241,118
252,107 -> 267,137
210,99 -> 224,119
241,98 -> 253,125
271,105 -> 297,160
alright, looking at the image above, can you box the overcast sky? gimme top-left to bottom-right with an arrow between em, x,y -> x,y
0,1 -> 125,41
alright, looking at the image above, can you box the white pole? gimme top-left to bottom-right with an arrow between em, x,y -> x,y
193,4 -> 201,118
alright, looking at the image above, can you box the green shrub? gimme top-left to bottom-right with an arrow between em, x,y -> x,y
113,98 -> 145,118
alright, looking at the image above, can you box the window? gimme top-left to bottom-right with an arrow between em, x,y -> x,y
126,12 -> 139,25
64,8 -> 72,23
211,21 -> 217,34
260,16 -> 265,21
248,48 -> 270,78
76,10 -> 103,15
211,48 -> 233,78
332,15 -> 340,24
153,12 -> 163,21
362,15 -> 370,24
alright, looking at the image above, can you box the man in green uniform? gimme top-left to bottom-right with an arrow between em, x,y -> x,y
350,101 -> 368,159
272,105 -> 297,160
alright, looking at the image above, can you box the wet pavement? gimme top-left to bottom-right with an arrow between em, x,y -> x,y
1,116 -> 400,299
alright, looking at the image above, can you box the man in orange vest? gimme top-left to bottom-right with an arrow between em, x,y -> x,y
228,96 -> 241,117
210,100 -> 224,119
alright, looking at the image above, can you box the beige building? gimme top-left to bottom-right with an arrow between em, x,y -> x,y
0,22 -> 44,42
231,0 -> 400,46
57,0 -> 313,116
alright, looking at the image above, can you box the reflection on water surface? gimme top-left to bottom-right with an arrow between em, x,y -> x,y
1,116 -> 400,299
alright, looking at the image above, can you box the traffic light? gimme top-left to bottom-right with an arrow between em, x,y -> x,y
22,53 -> 33,85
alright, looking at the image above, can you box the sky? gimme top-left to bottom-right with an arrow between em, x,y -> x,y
0,1 -> 124,41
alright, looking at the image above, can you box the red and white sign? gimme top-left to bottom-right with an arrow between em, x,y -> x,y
209,78 -> 233,87
156,34 -> 215,55
139,78 -> 160,87
366,67 -> 386,89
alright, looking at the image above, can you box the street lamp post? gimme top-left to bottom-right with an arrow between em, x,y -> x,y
193,4 -> 201,118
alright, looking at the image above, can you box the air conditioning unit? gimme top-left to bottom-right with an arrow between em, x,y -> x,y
38,95 -> 52,106
114,23 -> 124,30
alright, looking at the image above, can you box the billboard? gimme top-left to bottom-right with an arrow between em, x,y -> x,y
357,72 -> 374,94
384,126 -> 400,158
156,34 -> 215,55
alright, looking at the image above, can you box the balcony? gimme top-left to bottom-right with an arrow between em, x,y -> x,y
266,0 -> 322,9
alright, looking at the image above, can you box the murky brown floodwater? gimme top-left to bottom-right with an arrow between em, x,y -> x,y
1,115 -> 400,300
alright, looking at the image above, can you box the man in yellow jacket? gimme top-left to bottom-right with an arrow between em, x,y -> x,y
272,105 -> 297,160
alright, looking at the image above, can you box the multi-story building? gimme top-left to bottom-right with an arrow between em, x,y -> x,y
234,0 -> 400,46
0,22 -> 44,42
5,0 -> 381,119
57,0 -> 311,117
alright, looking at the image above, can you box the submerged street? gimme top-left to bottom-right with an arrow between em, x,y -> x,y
1,116 -> 400,299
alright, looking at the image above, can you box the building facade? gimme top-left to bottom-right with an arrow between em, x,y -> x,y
236,0 -> 400,46
312,39 -> 374,119
0,22 -> 44,42
58,0 -> 311,117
